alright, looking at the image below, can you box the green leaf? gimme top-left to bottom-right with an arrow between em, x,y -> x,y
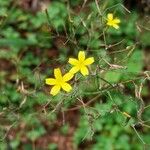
104,71 -> 122,83
47,2 -> 67,30
140,32 -> 150,46
127,50 -> 143,74
27,127 -> 46,141
48,143 -> 58,150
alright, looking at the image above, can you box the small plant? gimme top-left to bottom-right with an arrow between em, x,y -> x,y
0,0 -> 150,149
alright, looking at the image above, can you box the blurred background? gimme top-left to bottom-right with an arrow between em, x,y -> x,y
0,0 -> 150,150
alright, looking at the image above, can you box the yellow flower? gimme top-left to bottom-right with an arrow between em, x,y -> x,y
106,13 -> 120,29
68,51 -> 94,76
45,68 -> 73,96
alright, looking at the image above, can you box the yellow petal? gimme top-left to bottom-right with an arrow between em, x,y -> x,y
61,83 -> 72,92
45,78 -> 56,85
54,68 -> 62,79
50,85 -> 61,96
78,51 -> 85,61
113,24 -> 119,29
80,66 -> 89,76
113,18 -> 120,23
69,66 -> 80,74
107,13 -> 113,20
68,58 -> 79,65
84,57 -> 94,65
107,21 -> 112,26
63,72 -> 74,81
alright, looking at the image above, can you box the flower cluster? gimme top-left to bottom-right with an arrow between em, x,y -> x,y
45,51 -> 94,96
45,13 -> 121,96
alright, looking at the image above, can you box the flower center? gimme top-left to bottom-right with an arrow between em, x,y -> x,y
56,77 -> 64,86
78,61 -> 84,68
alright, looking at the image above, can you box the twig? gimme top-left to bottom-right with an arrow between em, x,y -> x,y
131,125 -> 145,145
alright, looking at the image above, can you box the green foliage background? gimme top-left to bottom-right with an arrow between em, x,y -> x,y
0,0 -> 150,149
